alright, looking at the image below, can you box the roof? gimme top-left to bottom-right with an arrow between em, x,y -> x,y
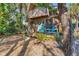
28,8 -> 49,19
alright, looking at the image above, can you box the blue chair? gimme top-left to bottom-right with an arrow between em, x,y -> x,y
52,26 -> 57,32
45,24 -> 58,34
37,23 -> 45,33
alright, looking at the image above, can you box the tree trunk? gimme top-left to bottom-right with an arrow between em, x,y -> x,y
58,3 -> 64,23
62,14 -> 72,56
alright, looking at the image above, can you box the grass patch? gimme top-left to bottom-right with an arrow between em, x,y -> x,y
36,32 -> 56,41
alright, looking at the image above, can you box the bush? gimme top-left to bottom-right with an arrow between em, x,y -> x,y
54,33 -> 63,41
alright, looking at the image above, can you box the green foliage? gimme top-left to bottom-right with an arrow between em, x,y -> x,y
15,13 -> 24,32
35,3 -> 57,13
0,4 -> 10,35
0,3 -> 25,35
54,33 -> 63,41
70,4 -> 79,15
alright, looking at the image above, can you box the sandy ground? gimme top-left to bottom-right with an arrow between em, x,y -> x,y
0,35 -> 64,56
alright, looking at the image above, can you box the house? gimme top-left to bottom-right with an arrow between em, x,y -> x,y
28,7 -> 49,32
28,4 -> 58,34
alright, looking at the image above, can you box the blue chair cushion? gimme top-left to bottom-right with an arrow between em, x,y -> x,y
52,26 -> 57,32
37,23 -> 45,33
